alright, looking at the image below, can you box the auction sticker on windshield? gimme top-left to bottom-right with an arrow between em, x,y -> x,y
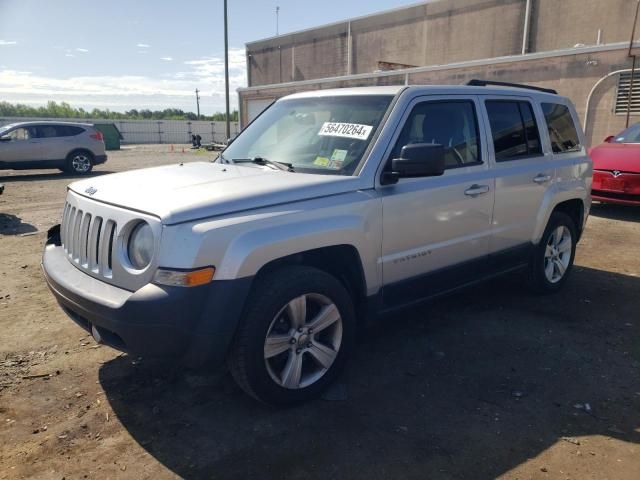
318,122 -> 373,140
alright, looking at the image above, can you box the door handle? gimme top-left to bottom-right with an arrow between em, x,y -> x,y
464,184 -> 490,197
533,173 -> 551,184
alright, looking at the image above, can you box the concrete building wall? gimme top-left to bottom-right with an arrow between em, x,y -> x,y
246,0 -> 639,87
530,0 -> 634,52
239,46 -> 638,147
241,0 -> 640,147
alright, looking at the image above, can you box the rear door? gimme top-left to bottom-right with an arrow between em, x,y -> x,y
35,124 -> 67,161
479,96 -> 554,254
379,94 -> 494,307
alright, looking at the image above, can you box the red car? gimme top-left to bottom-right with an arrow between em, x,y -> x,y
589,124 -> 640,205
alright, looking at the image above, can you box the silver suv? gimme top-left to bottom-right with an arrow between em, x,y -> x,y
42,82 -> 592,404
0,121 -> 107,174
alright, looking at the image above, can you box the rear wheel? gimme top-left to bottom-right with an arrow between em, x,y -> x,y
228,266 -> 355,405
64,151 -> 93,174
528,212 -> 577,293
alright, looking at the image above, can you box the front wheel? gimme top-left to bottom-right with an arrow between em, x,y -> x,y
228,266 -> 355,405
528,212 -> 577,293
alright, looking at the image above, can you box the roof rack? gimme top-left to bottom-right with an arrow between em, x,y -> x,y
466,79 -> 558,95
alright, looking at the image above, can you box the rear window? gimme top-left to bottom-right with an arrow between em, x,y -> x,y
541,103 -> 580,153
485,100 -> 542,161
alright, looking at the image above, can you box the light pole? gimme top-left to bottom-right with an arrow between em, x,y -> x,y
276,6 -> 280,36
195,88 -> 200,120
223,0 -> 231,142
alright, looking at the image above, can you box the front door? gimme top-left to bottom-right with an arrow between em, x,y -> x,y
0,125 -> 41,163
378,95 -> 494,308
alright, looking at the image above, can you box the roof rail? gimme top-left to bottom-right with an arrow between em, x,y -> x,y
466,79 -> 558,95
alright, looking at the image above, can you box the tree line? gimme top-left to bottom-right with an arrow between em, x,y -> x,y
0,101 -> 239,122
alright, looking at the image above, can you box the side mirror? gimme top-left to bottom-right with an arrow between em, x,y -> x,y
382,143 -> 446,184
604,135 -> 615,143
0,135 -> 11,142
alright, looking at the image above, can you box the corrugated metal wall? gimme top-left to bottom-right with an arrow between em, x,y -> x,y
0,118 -> 240,145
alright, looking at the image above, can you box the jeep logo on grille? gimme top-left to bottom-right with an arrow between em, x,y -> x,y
85,186 -> 98,196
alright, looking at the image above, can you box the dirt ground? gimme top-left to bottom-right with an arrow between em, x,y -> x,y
0,144 -> 639,480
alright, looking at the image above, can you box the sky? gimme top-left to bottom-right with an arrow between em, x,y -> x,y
0,0 -> 418,115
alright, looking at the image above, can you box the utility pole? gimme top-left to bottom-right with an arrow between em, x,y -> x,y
276,6 -> 280,36
195,88 -> 201,120
223,0 -> 231,142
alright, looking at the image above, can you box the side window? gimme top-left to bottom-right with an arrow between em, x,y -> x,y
485,100 -> 542,161
391,100 -> 482,169
541,103 -> 581,153
8,127 -> 36,141
38,125 -> 59,138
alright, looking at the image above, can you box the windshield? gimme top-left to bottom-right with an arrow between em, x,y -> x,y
611,123 -> 640,143
0,124 -> 15,135
221,95 -> 394,175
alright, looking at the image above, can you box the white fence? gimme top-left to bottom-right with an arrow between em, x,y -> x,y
0,117 -> 240,145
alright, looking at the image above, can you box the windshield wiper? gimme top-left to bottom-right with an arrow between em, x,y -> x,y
231,156 -> 294,172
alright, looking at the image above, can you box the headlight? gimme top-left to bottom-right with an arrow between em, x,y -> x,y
127,221 -> 154,269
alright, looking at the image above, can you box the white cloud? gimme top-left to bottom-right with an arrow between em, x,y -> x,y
76,48 -> 89,53
0,40 -> 18,46
160,57 -> 173,61
65,53 -> 75,58
0,48 -> 247,114
136,43 -> 151,48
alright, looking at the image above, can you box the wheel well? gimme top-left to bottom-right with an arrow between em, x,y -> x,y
552,199 -> 585,239
66,149 -> 94,161
255,245 -> 367,313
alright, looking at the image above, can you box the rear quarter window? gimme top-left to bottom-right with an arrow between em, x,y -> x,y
541,103 -> 581,153
55,125 -> 85,137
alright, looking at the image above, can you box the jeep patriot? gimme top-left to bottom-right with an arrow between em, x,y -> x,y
42,82 -> 592,404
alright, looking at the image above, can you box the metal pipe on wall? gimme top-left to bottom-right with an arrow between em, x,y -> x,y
347,21 -> 352,75
583,68 -> 632,133
521,0 -> 532,55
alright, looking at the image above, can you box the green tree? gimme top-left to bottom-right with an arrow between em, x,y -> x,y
0,101 -> 238,122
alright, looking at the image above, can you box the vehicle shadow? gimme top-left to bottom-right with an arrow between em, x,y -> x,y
100,266 -> 640,479
590,202 -> 640,223
0,170 -> 114,183
0,213 -> 38,235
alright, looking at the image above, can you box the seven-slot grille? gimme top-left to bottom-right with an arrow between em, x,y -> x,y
61,201 -> 117,277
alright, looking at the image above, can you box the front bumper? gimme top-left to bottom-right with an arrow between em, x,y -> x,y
42,228 -> 252,367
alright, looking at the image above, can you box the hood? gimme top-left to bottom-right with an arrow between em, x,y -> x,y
69,162 -> 363,224
589,142 -> 640,173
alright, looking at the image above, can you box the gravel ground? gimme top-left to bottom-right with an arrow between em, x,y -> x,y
0,145 -> 639,480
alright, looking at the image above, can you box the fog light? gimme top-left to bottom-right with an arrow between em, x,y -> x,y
153,267 -> 215,287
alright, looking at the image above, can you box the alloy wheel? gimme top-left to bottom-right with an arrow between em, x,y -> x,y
72,154 -> 91,173
264,293 -> 342,389
544,225 -> 572,283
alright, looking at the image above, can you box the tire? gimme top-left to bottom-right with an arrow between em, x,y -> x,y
528,211 -> 577,294
64,150 -> 94,174
228,265 -> 356,405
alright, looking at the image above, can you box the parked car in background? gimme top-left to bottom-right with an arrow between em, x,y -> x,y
43,82 -> 591,404
0,121 -> 107,174
589,123 -> 640,205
